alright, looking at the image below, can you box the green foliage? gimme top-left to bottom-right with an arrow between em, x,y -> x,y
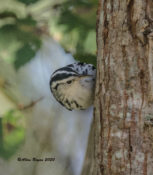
55,0 -> 98,66
17,0 -> 40,6
17,15 -> 37,26
0,11 -> 17,19
74,53 -> 97,67
14,43 -> 36,69
0,0 -> 98,69
0,0 -> 98,160
0,13 -> 42,69
0,110 -> 25,159
0,118 -> 3,150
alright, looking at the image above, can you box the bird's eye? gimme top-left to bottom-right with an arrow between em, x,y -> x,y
67,80 -> 72,84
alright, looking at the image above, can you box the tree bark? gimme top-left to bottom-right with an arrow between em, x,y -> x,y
82,0 -> 153,175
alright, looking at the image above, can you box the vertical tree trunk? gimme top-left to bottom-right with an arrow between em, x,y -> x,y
82,0 -> 153,175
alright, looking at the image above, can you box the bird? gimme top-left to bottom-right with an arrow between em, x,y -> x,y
50,62 -> 96,110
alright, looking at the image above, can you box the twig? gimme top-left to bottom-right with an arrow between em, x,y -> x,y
18,96 -> 44,110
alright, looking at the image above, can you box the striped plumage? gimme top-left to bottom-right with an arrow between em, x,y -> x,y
50,62 -> 96,110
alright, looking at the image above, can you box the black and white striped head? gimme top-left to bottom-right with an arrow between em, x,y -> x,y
50,62 -> 96,110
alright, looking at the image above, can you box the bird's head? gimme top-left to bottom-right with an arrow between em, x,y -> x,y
50,63 -> 96,110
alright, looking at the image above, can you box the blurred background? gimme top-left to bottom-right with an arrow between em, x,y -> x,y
0,0 -> 97,175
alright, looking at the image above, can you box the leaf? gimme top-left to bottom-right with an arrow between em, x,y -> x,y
0,110 -> 25,159
74,53 -> 97,67
56,0 -> 98,56
17,0 -> 39,6
0,118 -> 3,150
0,24 -> 20,46
14,43 -> 37,69
0,16 -> 38,44
0,11 -> 17,19
0,24 -> 18,33
17,16 -> 37,26
0,15 -> 41,65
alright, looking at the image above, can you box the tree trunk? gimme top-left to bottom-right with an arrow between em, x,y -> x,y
82,0 -> 153,175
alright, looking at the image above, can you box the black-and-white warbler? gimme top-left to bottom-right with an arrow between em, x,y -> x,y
50,62 -> 96,110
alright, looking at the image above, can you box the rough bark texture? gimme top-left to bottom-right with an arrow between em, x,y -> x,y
82,0 -> 153,175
